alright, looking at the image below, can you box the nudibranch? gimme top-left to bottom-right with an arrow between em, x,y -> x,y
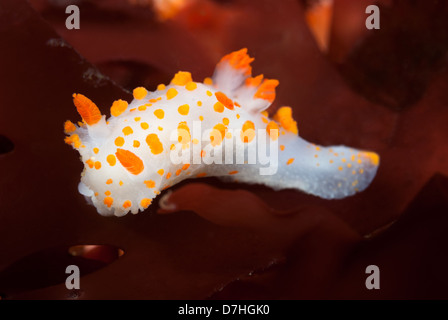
64,48 -> 379,217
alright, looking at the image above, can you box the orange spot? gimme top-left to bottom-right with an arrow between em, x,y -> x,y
166,172 -> 172,179
134,117 -> 141,122
364,152 -> 380,166
107,154 -> 116,166
241,121 -> 255,143
133,87 -> 147,100
225,132 -> 232,139
197,173 -> 207,177
130,108 -> 136,112
170,144 -> 176,150
229,171 -> 238,175
123,200 -> 132,209
166,88 -> 178,100
200,150 -> 206,158
104,197 -> 113,208
122,126 -> 133,136
144,180 -> 156,188
176,169 -> 182,176
219,48 -> 254,76
93,147 -> 99,154
119,181 -> 124,186
178,104 -> 189,115
211,123 -> 226,147
214,101 -> 224,113
273,106 -> 298,135
236,114 -> 240,119
206,90 -> 212,97
280,145 -> 285,151
158,126 -> 163,131
138,104 -> 149,111
177,121 -> 191,144
146,134 -> 164,154
197,101 -> 202,107
106,178 -> 113,184
141,122 -> 149,130
182,164 -> 190,170
141,198 -> 152,209
199,115 -> 204,121
262,118 -> 268,124
266,121 -> 279,141
64,120 -> 76,134
72,93 -> 102,126
105,190 -> 111,196
115,137 -> 125,147
287,158 -> 295,165
115,148 -> 145,175
185,82 -> 197,91
171,71 -> 192,86
338,166 -> 343,171
203,77 -> 213,85
133,140 -> 140,148
215,91 -> 234,110
94,161 -> 102,170
223,117 -> 229,125
86,159 -> 94,168
157,169 -> 164,176
234,102 -> 241,108
157,84 -> 166,91
154,109 -> 164,119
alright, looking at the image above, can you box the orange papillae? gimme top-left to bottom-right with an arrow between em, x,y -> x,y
182,164 -> 190,171
171,71 -> 193,86
64,120 -> 76,134
73,93 -> 102,126
166,88 -> 178,100
240,121 -> 255,143
110,99 -> 128,117
122,126 -> 133,136
203,77 -> 213,85
215,92 -> 234,110
177,121 -> 191,144
214,101 -> 224,113
157,169 -> 164,176
186,82 -> 197,91
85,159 -> 95,168
146,134 -> 164,154
254,79 -> 279,103
106,179 -> 113,184
287,158 -> 295,165
140,198 -> 152,209
107,154 -> 117,166
220,48 -> 254,76
133,87 -> 148,100
273,106 -> 298,135
176,169 -> 182,176
178,104 -> 190,115
266,121 -> 279,141
154,109 -> 165,119
210,123 -> 226,147
115,148 -> 145,175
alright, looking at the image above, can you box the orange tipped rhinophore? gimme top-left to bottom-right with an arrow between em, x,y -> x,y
220,48 -> 254,76
72,93 -> 102,126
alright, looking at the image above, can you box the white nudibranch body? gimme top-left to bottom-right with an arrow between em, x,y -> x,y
64,49 -> 380,217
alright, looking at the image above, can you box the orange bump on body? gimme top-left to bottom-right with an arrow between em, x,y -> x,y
133,140 -> 140,148
107,154 -> 116,166
211,123 -> 226,146
166,172 -> 172,179
186,82 -> 197,91
133,87 -> 148,100
115,137 -> 125,147
203,77 -> 213,85
122,126 -> 133,136
241,121 -> 255,143
93,147 -> 99,154
280,145 -> 285,151
197,172 -> 207,177
214,101 -> 224,113
115,148 -> 144,175
144,180 -> 156,188
146,134 -> 164,154
287,158 -> 295,165
94,161 -> 102,170
123,200 -> 132,209
105,190 -> 111,196
154,109 -> 165,119
254,79 -> 279,102
266,121 -> 279,141
86,159 -> 94,168
206,90 -> 212,97
141,198 -> 152,209
229,171 -> 238,175
157,84 -> 166,91
171,71 -> 192,86
64,120 -> 76,134
166,88 -> 178,100
73,93 -> 102,126
157,169 -> 164,176
177,122 -> 191,144
273,106 -> 298,135
106,178 -> 113,184
178,104 -> 189,115
197,101 -> 202,107
141,122 -> 149,130
104,197 -> 114,208
176,169 -> 182,176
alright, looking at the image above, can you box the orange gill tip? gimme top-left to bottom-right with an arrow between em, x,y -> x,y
72,93 -> 102,126
273,106 -> 298,135
171,71 -> 193,86
64,120 -> 77,134
254,79 -> 279,103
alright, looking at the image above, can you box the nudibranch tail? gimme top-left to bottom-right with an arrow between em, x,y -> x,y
64,48 -> 379,217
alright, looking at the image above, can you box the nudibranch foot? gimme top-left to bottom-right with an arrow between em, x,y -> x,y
64,48 -> 379,217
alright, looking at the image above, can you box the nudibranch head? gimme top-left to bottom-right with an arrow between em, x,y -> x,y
64,48 -> 379,217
